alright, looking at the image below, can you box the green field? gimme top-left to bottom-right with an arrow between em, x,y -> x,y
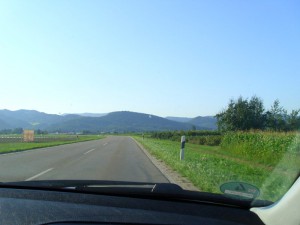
0,135 -> 104,154
221,131 -> 300,168
134,134 -> 300,202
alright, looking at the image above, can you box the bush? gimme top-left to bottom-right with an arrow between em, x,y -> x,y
150,131 -> 222,146
188,135 -> 222,146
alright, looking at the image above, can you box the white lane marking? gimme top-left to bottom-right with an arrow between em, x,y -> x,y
84,148 -> 95,155
103,143 -> 108,146
25,168 -> 54,181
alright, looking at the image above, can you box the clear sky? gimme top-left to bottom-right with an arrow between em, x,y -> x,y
0,0 -> 299,117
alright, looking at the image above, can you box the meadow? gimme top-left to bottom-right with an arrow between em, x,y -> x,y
0,135 -> 104,154
134,131 -> 300,202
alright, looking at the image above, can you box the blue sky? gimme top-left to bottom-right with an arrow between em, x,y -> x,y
0,0 -> 299,117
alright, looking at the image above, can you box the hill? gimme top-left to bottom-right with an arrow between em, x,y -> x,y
0,109 -> 81,130
188,116 -> 217,130
63,113 -> 108,117
166,116 -> 217,130
165,117 -> 192,123
0,109 -> 216,132
74,113 -> 107,117
47,111 -> 199,132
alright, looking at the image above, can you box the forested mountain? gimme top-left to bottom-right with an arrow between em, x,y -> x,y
166,116 -> 217,130
165,117 -> 192,123
188,116 -> 217,130
0,110 -> 215,133
47,111 -> 200,132
0,110 -> 81,130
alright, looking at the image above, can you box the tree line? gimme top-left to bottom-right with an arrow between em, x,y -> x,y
216,96 -> 300,132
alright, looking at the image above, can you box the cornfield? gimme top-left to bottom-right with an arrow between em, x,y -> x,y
221,131 -> 300,166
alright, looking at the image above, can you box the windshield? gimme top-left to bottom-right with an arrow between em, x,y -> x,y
0,0 -> 299,206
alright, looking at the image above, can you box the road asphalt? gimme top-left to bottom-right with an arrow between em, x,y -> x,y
0,136 -> 169,183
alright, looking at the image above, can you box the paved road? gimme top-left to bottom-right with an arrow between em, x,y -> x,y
0,136 -> 169,183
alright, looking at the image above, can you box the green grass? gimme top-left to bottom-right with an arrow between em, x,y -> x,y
0,135 -> 104,154
133,136 -> 300,202
221,131 -> 300,167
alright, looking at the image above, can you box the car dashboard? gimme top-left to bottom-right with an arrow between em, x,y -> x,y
0,187 -> 264,225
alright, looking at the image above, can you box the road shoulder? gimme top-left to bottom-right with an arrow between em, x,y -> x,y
131,137 -> 199,191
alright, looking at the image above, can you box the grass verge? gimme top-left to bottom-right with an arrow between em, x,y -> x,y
133,136 -> 299,202
0,135 -> 104,154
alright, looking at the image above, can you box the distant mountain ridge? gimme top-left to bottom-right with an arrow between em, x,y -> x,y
64,113 -> 108,117
0,109 -> 81,130
48,111 -> 200,132
187,116 -> 217,130
165,117 -> 192,123
0,109 -> 217,132
166,116 -> 217,130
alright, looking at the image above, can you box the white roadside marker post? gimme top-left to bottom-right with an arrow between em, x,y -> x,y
180,135 -> 186,160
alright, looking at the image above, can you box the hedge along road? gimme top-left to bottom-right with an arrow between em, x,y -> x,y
0,136 -> 169,183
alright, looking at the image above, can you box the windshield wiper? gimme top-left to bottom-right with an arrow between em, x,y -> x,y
0,180 -> 272,208
0,180 -> 183,194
